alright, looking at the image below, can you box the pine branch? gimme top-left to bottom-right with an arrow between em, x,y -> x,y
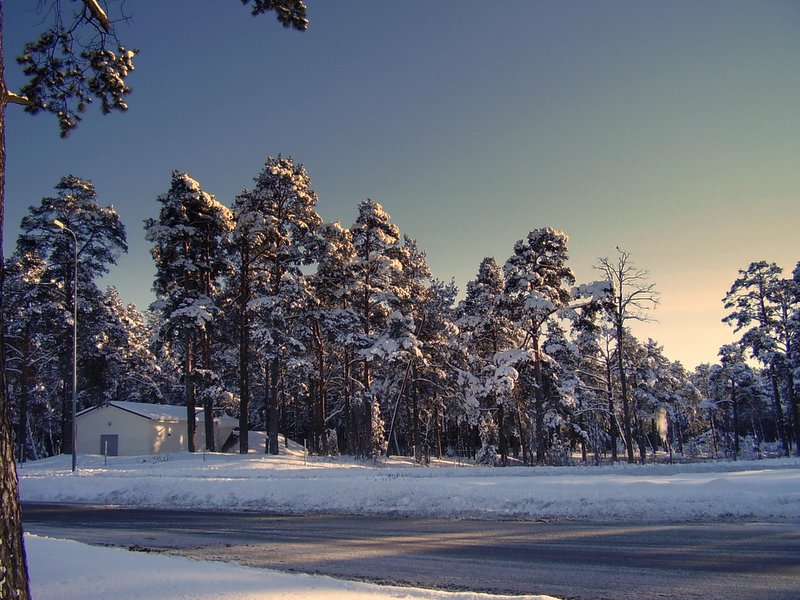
6,91 -> 32,106
81,0 -> 111,32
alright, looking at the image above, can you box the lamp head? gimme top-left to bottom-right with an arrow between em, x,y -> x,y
53,219 -> 66,230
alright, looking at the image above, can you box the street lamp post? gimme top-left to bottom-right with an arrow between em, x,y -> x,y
53,219 -> 78,473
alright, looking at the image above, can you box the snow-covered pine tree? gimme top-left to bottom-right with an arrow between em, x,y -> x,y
307,222 -> 361,454
84,288 -> 162,405
723,261 -> 798,456
235,156 -> 321,455
379,236 -> 431,460
350,199 -> 403,457
3,250 -> 55,461
541,322 -> 582,465
709,344 -> 765,460
412,279 -> 459,461
502,228 -> 575,464
571,296 -> 617,465
15,175 -> 127,452
146,171 -> 232,452
456,257 -> 519,464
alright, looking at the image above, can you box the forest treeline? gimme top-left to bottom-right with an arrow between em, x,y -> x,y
5,157 -> 800,464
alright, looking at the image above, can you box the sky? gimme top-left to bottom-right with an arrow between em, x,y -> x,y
4,0 -> 800,368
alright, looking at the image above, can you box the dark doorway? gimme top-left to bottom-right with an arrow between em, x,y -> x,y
100,434 -> 119,456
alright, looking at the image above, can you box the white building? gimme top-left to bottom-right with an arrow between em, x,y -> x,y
75,401 -> 237,456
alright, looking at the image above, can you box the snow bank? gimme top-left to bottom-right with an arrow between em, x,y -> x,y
19,452 -> 800,522
27,534 -> 556,600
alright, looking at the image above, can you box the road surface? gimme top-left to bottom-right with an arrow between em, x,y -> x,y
23,503 -> 800,600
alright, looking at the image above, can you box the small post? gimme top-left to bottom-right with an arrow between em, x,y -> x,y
104,440 -> 108,466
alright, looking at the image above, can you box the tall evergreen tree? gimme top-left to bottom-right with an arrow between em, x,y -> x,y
3,250 -> 53,461
16,175 -> 127,451
146,171 -> 232,451
236,156 -> 321,455
84,288 -> 161,404
723,261 -> 798,456
307,222 -> 360,454
349,199 -> 403,457
457,257 -> 519,464
710,343 -> 763,460
503,228 -> 575,464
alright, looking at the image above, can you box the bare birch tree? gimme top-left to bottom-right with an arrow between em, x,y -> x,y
596,248 -> 658,463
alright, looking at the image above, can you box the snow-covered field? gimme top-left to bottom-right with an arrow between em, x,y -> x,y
19,440 -> 800,600
27,534 -> 556,600
18,436 -> 800,522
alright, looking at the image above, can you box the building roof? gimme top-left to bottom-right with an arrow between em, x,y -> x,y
78,401 -> 203,423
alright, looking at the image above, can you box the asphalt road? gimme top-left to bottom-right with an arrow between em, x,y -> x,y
22,503 -> 800,600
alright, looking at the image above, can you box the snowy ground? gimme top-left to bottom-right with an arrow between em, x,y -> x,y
27,534 -> 557,600
19,439 -> 800,600
18,435 -> 800,522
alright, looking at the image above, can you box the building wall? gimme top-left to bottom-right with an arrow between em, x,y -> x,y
76,405 -> 185,456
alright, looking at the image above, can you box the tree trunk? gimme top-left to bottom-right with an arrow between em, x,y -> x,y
268,355 -> 279,455
238,250 -> 250,454
709,410 -> 719,458
362,359 -> 372,458
606,354 -> 618,462
411,362 -> 420,461
785,369 -> 800,456
636,421 -> 647,464
0,386 -> 30,600
515,407 -> 529,465
202,331 -> 215,452
769,365 -> 790,457
0,4 -> 33,592
731,377 -> 739,461
344,349 -> 355,455
185,331 -> 196,452
312,320 -> 326,453
616,320 -> 635,463
498,402 -> 508,466
16,334 -> 31,462
532,334 -> 547,464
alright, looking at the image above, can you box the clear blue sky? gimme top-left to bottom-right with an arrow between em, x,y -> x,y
5,0 -> 800,368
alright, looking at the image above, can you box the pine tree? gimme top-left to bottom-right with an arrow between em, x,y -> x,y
3,250 -> 53,461
541,322 -> 582,464
236,156 -> 321,455
710,344 -> 763,460
307,222 -> 360,454
146,171 -> 232,451
15,175 -> 127,451
350,199 -> 403,457
724,261 -> 798,456
379,236 -> 431,460
568,298 -> 615,464
503,228 -> 575,464
84,288 -> 161,404
457,257 -> 519,464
